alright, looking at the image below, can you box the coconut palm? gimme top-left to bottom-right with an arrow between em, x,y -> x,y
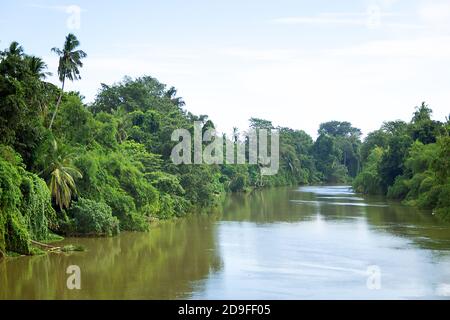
44,140 -> 82,210
49,33 -> 87,129
25,56 -> 52,79
0,41 -> 24,76
4,41 -> 24,56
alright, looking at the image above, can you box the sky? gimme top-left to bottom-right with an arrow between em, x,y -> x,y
1,0 -> 450,138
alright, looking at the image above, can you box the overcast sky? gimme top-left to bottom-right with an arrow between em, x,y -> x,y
1,0 -> 449,137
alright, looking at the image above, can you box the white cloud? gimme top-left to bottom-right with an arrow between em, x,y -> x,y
218,48 -> 298,61
272,15 -> 366,26
271,10 -> 421,30
329,37 -> 450,58
27,4 -> 87,13
418,1 -> 450,29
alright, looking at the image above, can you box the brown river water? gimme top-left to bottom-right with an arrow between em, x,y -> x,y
1,186 -> 450,299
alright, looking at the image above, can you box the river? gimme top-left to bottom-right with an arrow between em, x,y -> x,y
1,186 -> 450,299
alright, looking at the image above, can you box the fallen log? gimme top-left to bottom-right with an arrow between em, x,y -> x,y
30,240 -> 61,251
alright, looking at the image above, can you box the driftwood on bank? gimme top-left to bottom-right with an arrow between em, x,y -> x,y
30,240 -> 61,251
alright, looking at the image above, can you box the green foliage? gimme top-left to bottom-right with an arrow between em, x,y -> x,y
312,121 -> 362,182
49,33 -> 87,130
66,198 -> 119,236
387,176 -> 410,199
1,41 -> 306,255
318,121 -> 362,137
178,164 -> 224,208
2,36 -> 450,256
55,95 -> 95,145
5,212 -> 31,255
229,173 -> 248,192
432,136 -> 450,184
0,146 -> 56,255
0,43 -> 53,167
249,118 -> 273,130
405,141 -> 438,174
379,134 -> 413,191
435,184 -> 450,221
353,147 -> 384,194
41,140 -> 83,210
0,148 -> 25,254
146,171 -> 184,195
356,104 -> 449,220
313,133 -> 349,183
360,130 -> 388,163
20,170 -> 57,240
74,148 -> 145,229
278,127 -> 319,185
409,103 -> 445,144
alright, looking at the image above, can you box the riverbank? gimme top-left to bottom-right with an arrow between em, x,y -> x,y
2,186 -> 450,299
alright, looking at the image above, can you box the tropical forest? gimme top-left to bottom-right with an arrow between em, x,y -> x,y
0,34 -> 449,258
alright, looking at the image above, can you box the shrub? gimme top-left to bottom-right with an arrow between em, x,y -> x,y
68,198 -> 119,236
417,185 -> 441,209
229,174 -> 248,192
387,176 -> 409,199
0,149 -> 54,255
405,172 -> 427,200
20,171 -> 57,240
435,184 -> 450,221
119,211 -> 149,232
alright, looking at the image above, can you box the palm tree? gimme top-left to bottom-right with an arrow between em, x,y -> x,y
44,140 -> 82,210
5,41 -> 24,56
0,42 -> 24,76
25,56 -> 52,79
49,33 -> 87,129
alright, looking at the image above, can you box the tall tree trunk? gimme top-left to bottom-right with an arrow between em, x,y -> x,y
49,79 -> 65,130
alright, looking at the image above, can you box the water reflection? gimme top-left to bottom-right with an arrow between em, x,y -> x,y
1,186 -> 450,299
196,186 -> 450,299
0,215 -> 222,299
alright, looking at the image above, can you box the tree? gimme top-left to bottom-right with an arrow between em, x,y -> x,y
44,140 -> 82,210
164,86 -> 185,107
378,134 -> 413,192
360,129 -> 388,163
0,42 -> 54,166
318,121 -> 361,138
49,33 -> 87,130
249,118 -> 273,130
314,121 -> 361,181
409,102 -> 444,144
412,102 -> 433,123
0,41 -> 25,77
25,56 -> 51,79
313,134 -> 346,182
353,147 -> 384,194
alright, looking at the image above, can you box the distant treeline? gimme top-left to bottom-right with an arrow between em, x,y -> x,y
0,35 -> 448,257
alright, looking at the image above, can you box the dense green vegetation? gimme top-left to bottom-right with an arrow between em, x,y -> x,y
354,103 -> 449,220
0,34 -> 448,257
